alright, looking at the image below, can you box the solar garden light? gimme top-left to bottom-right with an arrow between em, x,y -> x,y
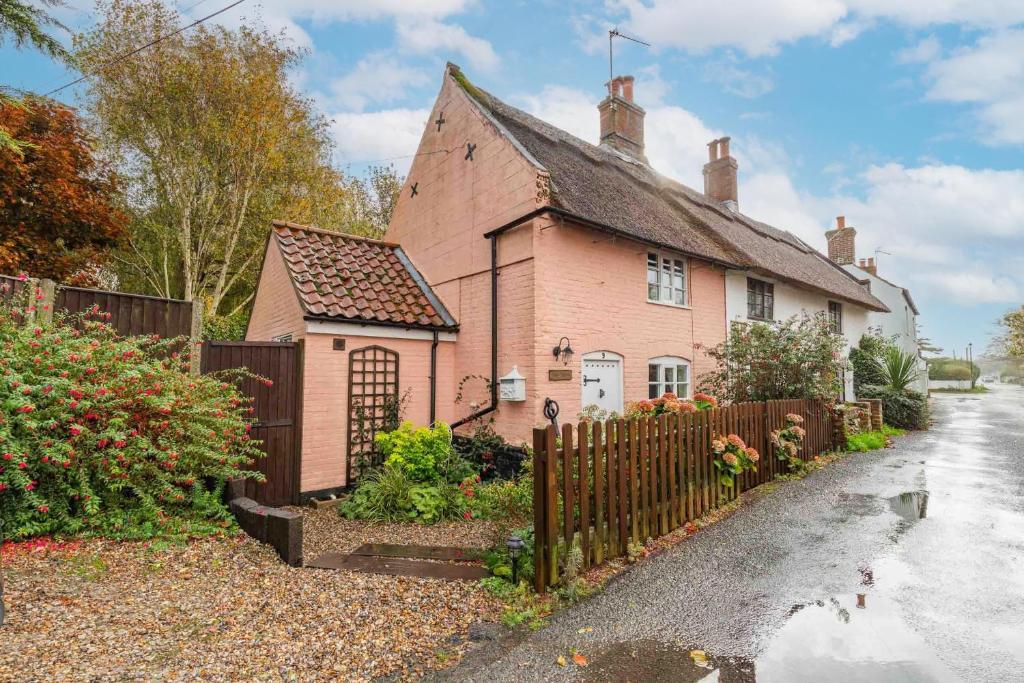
552,337 -> 574,366
506,534 -> 525,585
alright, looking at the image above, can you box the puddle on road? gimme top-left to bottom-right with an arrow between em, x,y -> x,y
887,491 -> 929,523
583,556 -> 955,682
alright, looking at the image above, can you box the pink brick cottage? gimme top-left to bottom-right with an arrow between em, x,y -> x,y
247,63 -> 885,498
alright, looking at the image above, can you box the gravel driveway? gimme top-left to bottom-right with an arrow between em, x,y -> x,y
441,384 -> 1024,682
0,512 -> 502,682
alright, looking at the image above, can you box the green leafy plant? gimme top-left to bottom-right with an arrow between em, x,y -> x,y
875,347 -> 921,392
338,464 -> 472,524
846,425 -> 905,452
858,385 -> 928,430
0,298 -> 264,541
849,331 -> 895,395
710,433 -> 759,487
375,421 -> 471,484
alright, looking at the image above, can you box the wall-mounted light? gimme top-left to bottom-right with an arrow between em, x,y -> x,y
552,337 -> 574,366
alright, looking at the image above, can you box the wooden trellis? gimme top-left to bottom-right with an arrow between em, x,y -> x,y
347,345 -> 400,481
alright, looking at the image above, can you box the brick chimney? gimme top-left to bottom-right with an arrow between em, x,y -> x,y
857,257 -> 877,276
703,137 -> 738,211
826,215 -> 856,265
598,75 -> 647,162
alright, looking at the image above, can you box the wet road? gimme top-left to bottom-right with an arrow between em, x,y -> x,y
444,384 -> 1024,682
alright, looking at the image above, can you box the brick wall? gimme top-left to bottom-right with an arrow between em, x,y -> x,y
385,68 -> 542,444
299,332 -> 457,492
246,241 -> 305,341
520,216 -> 727,443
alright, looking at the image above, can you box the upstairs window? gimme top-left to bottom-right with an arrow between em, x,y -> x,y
648,357 -> 691,399
747,278 -> 774,320
828,301 -> 843,334
647,252 -> 687,306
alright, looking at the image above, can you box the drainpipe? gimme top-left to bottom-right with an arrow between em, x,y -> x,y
429,330 -> 439,424
451,234 -> 499,429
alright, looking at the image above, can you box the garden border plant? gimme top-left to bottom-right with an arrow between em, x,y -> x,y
0,287 -> 265,542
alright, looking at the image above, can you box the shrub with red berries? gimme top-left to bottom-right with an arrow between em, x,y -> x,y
0,297 -> 264,540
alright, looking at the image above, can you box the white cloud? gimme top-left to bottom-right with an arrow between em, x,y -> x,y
326,53 -> 430,112
896,35 -> 941,63
915,271 -> 1020,305
740,159 -> 1024,311
702,59 -> 775,98
602,0 -> 1024,57
923,29 -> 1024,143
395,19 -> 499,72
329,108 -> 430,172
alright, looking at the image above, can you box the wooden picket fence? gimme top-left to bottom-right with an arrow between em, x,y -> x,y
531,398 -> 839,591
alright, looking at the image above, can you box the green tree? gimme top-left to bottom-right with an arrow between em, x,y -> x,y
1,0 -> 71,153
849,331 -> 895,395
699,313 -> 846,403
75,0 -> 365,316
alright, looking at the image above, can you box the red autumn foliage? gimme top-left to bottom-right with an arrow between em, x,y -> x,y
0,97 -> 125,284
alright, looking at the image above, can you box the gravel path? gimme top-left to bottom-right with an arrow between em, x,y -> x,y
441,385 -> 1024,682
1,510 -> 503,682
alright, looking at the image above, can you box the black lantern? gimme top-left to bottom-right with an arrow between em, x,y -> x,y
506,534 -> 525,585
552,337 -> 574,366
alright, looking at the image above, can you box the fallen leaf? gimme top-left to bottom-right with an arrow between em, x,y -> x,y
577,627 -> 593,634
573,653 -> 588,667
556,655 -> 567,667
690,650 -> 710,668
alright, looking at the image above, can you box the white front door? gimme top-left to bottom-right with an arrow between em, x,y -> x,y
581,352 -> 623,415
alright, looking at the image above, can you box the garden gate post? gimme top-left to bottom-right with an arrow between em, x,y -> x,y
532,428 -> 547,593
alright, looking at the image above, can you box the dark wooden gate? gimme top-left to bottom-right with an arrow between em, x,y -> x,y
201,341 -> 303,506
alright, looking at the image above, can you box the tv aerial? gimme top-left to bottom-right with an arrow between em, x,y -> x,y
608,28 -> 651,95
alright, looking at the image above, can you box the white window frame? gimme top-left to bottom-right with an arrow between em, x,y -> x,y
648,356 -> 691,399
647,251 -> 688,307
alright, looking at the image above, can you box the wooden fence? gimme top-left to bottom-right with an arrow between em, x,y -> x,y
531,398 -> 838,591
1,275 -> 195,339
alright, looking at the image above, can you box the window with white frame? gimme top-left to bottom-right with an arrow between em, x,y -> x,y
648,356 -> 691,398
647,252 -> 687,306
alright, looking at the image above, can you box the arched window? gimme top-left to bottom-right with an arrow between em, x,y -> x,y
648,356 -> 691,399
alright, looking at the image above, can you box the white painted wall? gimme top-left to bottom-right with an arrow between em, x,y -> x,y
724,269 -> 870,400
843,265 -> 928,394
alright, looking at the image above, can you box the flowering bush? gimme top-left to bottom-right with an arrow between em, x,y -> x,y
770,413 -> 806,470
701,313 -> 845,402
710,433 -> 759,487
0,299 -> 264,541
624,392 -> 716,419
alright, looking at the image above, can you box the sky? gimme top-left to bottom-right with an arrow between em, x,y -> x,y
3,0 -> 1024,357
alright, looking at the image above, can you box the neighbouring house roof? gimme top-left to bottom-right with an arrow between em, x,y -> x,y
270,220 -> 457,330
450,64 -> 889,313
849,264 -> 920,316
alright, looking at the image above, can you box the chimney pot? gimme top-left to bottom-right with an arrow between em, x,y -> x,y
708,140 -> 718,162
621,75 -> 634,102
836,215 -> 846,229
719,136 -> 731,157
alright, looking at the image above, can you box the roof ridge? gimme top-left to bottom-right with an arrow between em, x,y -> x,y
271,220 -> 400,248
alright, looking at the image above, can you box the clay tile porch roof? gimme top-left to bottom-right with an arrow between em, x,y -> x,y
449,64 -> 888,313
270,220 -> 457,330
